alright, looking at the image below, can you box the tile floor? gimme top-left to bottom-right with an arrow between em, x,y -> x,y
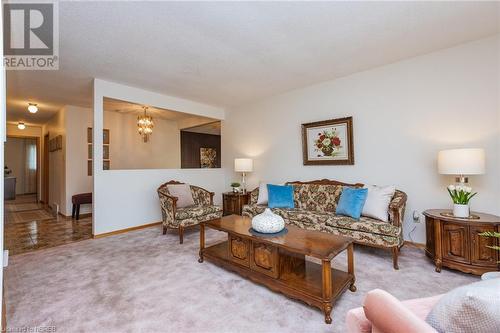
4,194 -> 92,255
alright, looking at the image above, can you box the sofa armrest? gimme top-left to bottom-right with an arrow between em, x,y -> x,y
190,185 -> 213,206
157,191 -> 178,227
248,187 -> 259,205
388,190 -> 407,227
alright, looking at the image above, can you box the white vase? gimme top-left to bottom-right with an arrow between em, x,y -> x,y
251,208 -> 285,233
453,204 -> 470,218
481,272 -> 500,280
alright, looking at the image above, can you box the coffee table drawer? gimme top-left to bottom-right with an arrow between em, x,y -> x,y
228,235 -> 250,267
250,241 -> 279,278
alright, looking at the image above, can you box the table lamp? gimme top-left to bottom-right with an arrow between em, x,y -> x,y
234,158 -> 253,193
438,148 -> 485,185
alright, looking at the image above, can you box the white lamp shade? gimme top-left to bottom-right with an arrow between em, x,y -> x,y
438,148 -> 485,175
234,158 -> 253,172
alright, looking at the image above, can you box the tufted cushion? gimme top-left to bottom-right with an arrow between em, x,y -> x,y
426,278 -> 500,333
175,205 -> 222,220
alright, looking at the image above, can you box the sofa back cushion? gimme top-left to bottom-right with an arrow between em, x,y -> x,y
290,183 -> 343,213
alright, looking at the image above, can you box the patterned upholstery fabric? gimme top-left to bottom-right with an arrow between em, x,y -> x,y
191,186 -> 212,206
175,205 -> 222,220
291,184 -> 343,212
243,184 -> 406,249
157,182 -> 222,230
177,211 -> 222,228
249,188 -> 259,205
325,215 -> 400,237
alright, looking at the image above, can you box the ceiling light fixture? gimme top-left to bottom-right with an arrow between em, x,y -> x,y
17,122 -> 26,130
137,106 -> 154,143
28,103 -> 38,113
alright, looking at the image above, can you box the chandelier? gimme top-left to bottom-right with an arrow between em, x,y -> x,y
137,106 -> 154,142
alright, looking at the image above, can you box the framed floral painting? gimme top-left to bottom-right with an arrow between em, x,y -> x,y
301,117 -> 354,165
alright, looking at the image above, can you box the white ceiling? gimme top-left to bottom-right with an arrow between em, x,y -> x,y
7,1 -> 499,124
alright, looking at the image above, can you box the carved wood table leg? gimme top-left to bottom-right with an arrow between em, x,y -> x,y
435,259 -> 442,273
347,243 -> 356,292
434,219 -> 442,273
198,223 -> 205,263
322,259 -> 333,324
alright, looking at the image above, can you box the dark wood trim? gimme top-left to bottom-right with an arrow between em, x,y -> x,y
43,132 -> 50,205
286,178 -> 364,188
93,222 -> 161,238
301,116 -> 354,165
180,130 -> 221,168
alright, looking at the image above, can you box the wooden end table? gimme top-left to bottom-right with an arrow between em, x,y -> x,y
423,209 -> 500,275
222,192 -> 249,216
199,215 -> 355,324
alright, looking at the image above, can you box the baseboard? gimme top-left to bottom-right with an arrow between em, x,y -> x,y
93,222 -> 161,239
403,240 -> 425,249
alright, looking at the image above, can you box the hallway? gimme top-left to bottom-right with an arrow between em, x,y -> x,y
4,194 -> 92,255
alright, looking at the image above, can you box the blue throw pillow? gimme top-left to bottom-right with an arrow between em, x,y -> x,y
267,184 -> 294,209
336,187 -> 368,220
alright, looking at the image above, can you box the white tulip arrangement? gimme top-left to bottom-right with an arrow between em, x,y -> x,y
447,185 -> 477,205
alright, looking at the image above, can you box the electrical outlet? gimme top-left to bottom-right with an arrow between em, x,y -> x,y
413,210 -> 420,223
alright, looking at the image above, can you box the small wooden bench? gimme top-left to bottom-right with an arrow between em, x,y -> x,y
72,192 -> 92,220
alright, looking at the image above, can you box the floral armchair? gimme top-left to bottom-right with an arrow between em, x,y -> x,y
157,180 -> 222,244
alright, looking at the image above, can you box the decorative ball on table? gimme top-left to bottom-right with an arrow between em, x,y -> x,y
251,208 -> 285,234
250,184 -> 293,235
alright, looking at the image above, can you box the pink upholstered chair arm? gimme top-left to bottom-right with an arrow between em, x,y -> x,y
363,289 -> 438,333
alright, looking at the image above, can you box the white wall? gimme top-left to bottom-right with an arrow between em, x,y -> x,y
65,106 -> 93,215
43,108 -> 67,214
223,36 -> 500,244
104,111 -> 181,169
93,79 -> 225,235
64,105 -> 185,216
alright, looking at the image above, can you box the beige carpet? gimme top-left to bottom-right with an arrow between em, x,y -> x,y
5,226 -> 478,333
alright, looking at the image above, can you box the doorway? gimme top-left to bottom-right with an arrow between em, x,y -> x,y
4,136 -> 39,200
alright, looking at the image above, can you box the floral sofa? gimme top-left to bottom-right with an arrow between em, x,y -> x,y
242,179 -> 407,269
157,180 -> 222,244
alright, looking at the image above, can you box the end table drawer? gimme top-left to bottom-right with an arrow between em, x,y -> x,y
228,235 -> 250,267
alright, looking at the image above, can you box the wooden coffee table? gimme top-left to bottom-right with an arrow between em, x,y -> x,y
198,215 -> 355,324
